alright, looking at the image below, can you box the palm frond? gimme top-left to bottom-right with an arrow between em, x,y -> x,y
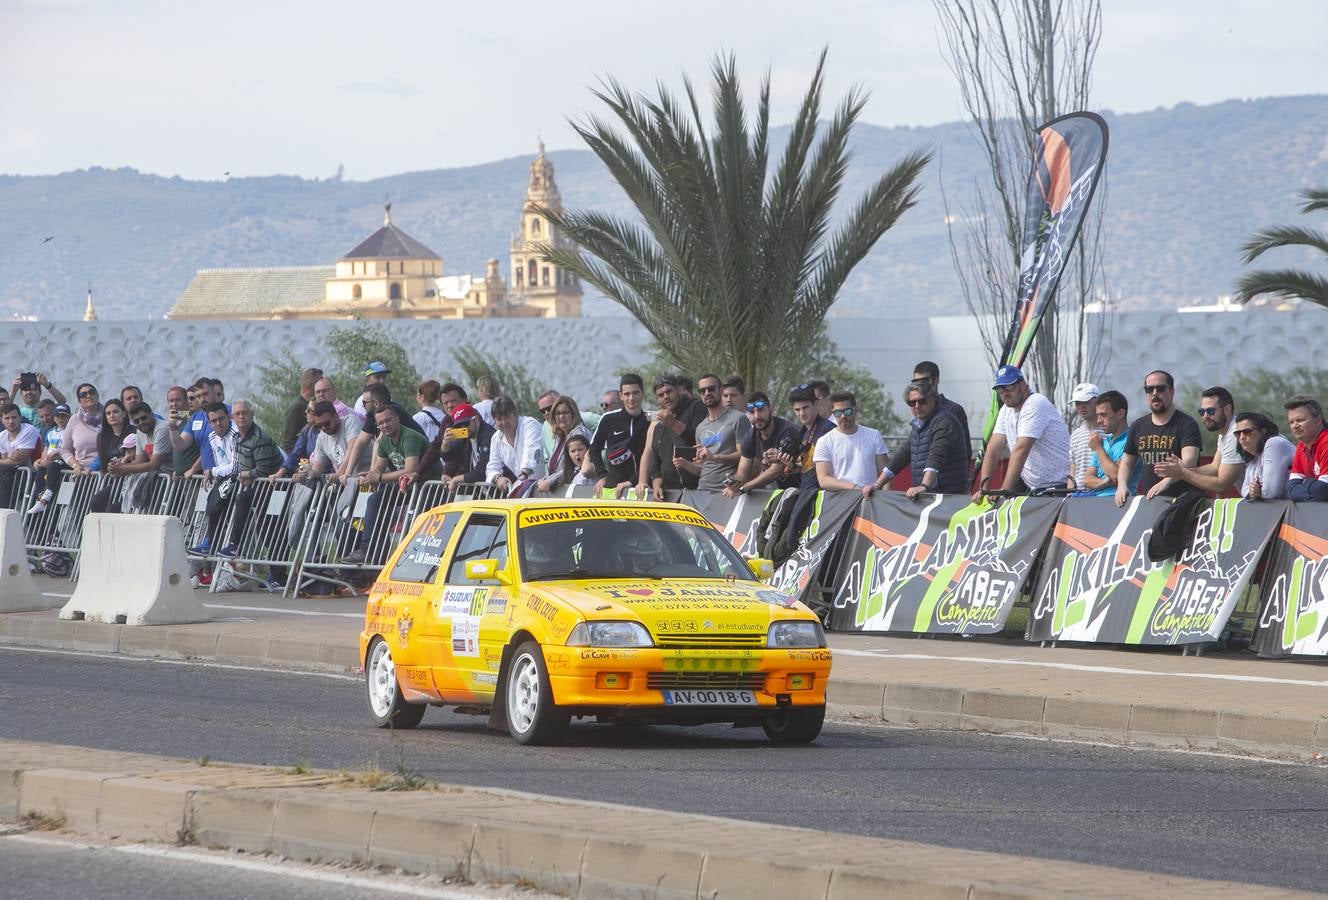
1238,226 -> 1328,264
1235,269 -> 1328,307
1299,189 -> 1328,215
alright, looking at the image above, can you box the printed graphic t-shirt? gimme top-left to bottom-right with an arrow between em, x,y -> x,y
1125,410 -> 1203,497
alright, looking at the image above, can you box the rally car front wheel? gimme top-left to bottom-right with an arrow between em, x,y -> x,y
505,641 -> 569,746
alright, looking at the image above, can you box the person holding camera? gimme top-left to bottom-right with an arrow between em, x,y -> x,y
13,372 -> 66,427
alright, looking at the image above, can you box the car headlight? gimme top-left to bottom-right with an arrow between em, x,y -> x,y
767,620 -> 826,648
565,621 -> 653,647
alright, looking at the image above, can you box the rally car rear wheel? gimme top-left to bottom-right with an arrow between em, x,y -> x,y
366,638 -> 426,729
505,641 -> 569,745
761,705 -> 825,744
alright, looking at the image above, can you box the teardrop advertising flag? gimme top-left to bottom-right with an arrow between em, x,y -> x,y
982,112 -> 1109,443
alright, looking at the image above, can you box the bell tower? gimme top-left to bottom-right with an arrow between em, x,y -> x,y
509,142 -> 582,317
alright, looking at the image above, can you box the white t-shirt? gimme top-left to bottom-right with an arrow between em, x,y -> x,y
413,406 -> 445,443
993,392 -> 1071,489
314,413 -> 365,474
473,398 -> 496,428
0,423 -> 40,458
812,425 -> 888,487
1216,419 -> 1244,466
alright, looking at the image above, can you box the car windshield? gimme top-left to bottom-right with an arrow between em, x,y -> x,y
518,515 -> 755,581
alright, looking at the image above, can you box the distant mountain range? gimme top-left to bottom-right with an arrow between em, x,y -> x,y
2,95 -> 1325,321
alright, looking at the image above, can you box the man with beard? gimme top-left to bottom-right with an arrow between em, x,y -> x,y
975,365 -> 1071,499
674,373 -> 747,492
1153,386 -> 1245,497
406,402 -> 496,487
1114,370 -> 1202,506
638,376 -> 702,498
723,392 -> 799,497
878,380 -> 969,497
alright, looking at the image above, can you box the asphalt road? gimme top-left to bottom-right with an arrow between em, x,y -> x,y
2,647 -> 1326,891
0,829 -> 550,900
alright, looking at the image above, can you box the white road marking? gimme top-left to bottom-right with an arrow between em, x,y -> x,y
2,832 -> 492,898
832,647 -> 1328,688
202,603 -> 363,619
828,715 -> 1315,767
0,645 -> 359,680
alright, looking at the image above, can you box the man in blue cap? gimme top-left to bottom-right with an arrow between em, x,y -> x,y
972,364 -> 1070,500
354,361 -> 390,417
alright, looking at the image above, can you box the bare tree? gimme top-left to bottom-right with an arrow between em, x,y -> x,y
935,0 -> 1107,407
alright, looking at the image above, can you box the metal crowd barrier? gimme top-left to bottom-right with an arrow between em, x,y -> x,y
207,476 -> 326,596
1,465 -> 32,515
23,470 -> 101,579
291,478 -> 503,597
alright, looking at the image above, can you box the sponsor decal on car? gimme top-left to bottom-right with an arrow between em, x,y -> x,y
517,506 -> 709,527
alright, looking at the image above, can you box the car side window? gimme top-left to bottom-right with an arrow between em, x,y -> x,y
445,514 -> 506,584
388,511 -> 461,584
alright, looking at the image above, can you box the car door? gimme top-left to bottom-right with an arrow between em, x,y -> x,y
436,511 -> 512,700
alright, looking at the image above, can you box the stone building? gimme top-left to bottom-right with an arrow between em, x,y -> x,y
168,147 -> 582,321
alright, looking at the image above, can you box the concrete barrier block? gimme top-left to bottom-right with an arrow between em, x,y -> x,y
118,626 -> 172,656
960,690 -> 1045,733
367,808 -> 475,879
825,679 -> 886,712
1127,704 -> 1220,748
165,630 -> 220,658
579,835 -> 703,900
1042,697 -> 1131,741
0,614 -> 35,639
470,822 -> 586,896
188,789 -> 278,852
214,633 -> 270,662
19,768 -> 109,831
272,795 -> 373,863
267,638 -> 322,665
699,851 -> 833,900
317,642 -> 359,670
70,620 -> 121,652
24,617 -> 74,644
1218,711 -> 1316,754
99,776 -> 199,841
60,515 -> 208,625
830,866 -> 971,900
0,510 -> 51,613
881,681 -> 966,728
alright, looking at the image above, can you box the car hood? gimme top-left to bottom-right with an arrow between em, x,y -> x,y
528,578 -> 811,633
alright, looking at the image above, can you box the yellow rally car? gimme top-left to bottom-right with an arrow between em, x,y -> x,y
359,499 -> 831,745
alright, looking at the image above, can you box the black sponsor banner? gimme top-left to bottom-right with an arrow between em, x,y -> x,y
826,493 -> 1061,634
1028,497 -> 1284,645
679,489 -> 773,558
1252,503 -> 1328,658
762,491 -> 867,610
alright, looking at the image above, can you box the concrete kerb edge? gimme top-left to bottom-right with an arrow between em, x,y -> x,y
833,676 -> 1324,762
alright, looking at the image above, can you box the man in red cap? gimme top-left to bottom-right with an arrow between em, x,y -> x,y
400,401 -> 496,489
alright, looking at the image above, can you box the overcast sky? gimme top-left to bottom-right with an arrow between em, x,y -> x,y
1,0 -> 1323,180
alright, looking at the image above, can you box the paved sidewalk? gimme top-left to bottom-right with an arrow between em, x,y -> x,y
7,576 -> 1328,760
0,738 -> 1312,898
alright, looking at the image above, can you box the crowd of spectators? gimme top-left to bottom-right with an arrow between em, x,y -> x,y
3,357 -> 1326,554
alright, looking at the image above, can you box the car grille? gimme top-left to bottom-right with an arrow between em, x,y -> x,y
646,671 -> 768,691
652,634 -> 766,649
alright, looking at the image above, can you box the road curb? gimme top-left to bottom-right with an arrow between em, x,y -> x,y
827,679 -> 1327,761
4,616 -> 1326,762
0,738 -> 1310,899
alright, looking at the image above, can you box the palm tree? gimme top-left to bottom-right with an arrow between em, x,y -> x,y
1236,189 -> 1328,306
535,50 -> 930,393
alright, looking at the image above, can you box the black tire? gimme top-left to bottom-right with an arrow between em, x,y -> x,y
762,705 -> 825,744
365,638 -> 426,729
504,640 -> 569,745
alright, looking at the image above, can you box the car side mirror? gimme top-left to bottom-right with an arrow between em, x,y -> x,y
746,557 -> 774,579
465,558 -> 513,586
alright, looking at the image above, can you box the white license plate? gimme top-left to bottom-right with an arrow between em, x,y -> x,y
662,689 -> 756,706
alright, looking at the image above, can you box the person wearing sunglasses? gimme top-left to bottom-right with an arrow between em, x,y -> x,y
1113,370 -> 1202,507
678,374 -> 749,492
59,382 -> 103,479
815,391 -> 890,498
722,392 -> 799,497
875,380 -> 968,499
1230,411 -> 1294,500
1153,386 -> 1246,498
974,365 -> 1071,501
110,402 -> 173,476
912,361 -> 971,467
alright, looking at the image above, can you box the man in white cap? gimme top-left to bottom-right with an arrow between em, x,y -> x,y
1067,382 -> 1104,491
973,364 -> 1070,500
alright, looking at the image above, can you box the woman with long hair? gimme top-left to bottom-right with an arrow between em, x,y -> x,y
537,395 -> 591,493
1234,411 -> 1296,500
89,399 -> 142,513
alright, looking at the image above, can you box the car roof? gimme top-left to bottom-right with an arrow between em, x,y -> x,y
426,498 -> 703,518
